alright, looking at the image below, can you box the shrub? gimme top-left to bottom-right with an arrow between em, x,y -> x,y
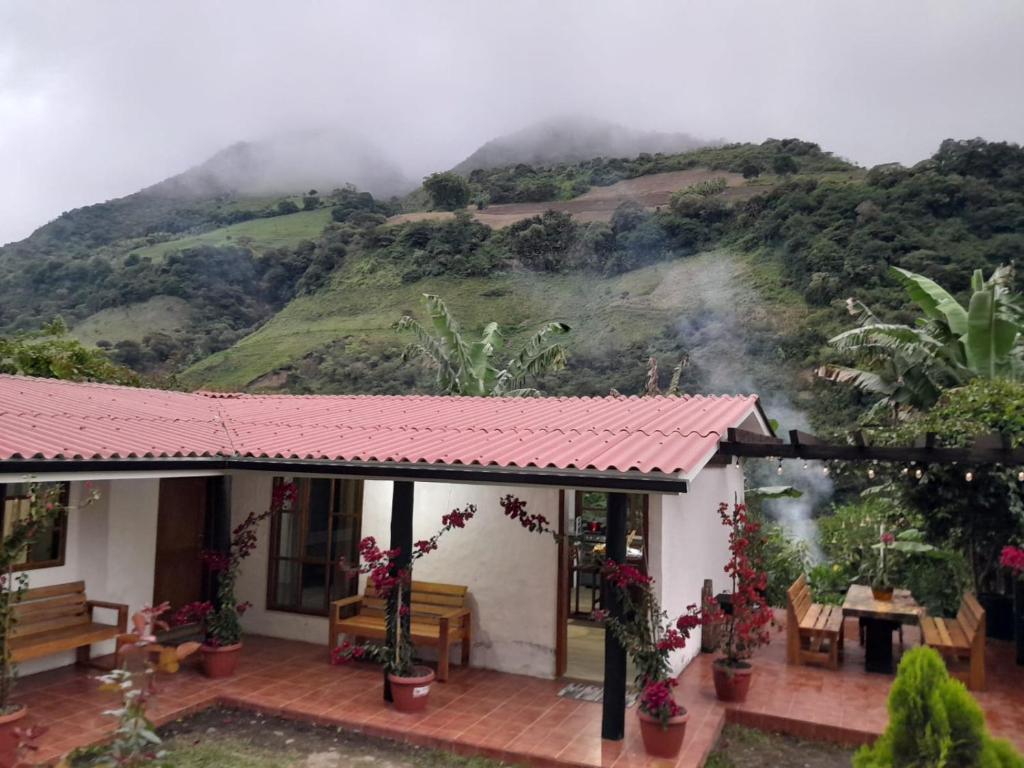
854,646 -> 1023,767
749,510 -> 810,607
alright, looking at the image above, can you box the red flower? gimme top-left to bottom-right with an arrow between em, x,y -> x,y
603,561 -> 652,588
880,532 -> 896,546
1001,545 -> 1024,576
499,495 -> 553,534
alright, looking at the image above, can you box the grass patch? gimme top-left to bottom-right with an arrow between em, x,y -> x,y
127,208 -> 334,262
705,725 -> 854,768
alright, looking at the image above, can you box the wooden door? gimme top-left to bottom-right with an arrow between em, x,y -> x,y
153,478 -> 209,608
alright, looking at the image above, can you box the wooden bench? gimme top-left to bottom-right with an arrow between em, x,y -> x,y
9,581 -> 128,667
787,574 -> 844,669
921,592 -> 985,691
329,580 -> 471,682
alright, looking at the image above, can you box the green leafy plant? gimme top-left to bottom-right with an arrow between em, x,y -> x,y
861,527 -> 935,592
396,293 -> 570,396
0,319 -> 140,385
819,265 -> 1024,418
854,646 -> 1023,767
747,509 -> 810,608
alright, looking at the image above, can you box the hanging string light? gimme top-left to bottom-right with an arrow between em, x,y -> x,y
867,467 -> 876,480
822,465 -> 830,476
1018,470 -> 1024,483
777,459 -> 784,476
965,470 -> 974,482
914,468 -> 923,479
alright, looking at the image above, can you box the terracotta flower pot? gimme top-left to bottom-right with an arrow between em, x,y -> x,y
388,666 -> 435,713
871,586 -> 894,601
638,709 -> 689,758
201,642 -> 242,678
712,659 -> 752,702
0,705 -> 27,726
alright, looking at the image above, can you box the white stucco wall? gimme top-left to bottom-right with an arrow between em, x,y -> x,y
18,478 -> 161,674
648,463 -> 745,675
231,473 -> 561,678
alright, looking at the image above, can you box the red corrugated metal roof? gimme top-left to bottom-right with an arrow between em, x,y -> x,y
0,374 -> 765,479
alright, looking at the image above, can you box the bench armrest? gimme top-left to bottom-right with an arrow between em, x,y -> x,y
87,600 -> 129,632
331,596 -> 363,620
438,607 -> 471,634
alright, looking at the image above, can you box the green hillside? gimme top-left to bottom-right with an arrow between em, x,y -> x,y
181,247 -> 814,394
126,207 -> 334,262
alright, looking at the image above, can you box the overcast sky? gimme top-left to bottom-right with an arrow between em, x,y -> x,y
2,0 -> 1023,244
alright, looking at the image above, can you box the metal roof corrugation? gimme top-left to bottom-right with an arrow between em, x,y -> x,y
0,374 -> 761,478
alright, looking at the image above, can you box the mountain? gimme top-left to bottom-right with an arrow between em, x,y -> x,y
453,116 -> 712,174
150,130 -> 412,200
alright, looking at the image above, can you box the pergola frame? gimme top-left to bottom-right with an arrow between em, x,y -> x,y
717,428 -> 1024,466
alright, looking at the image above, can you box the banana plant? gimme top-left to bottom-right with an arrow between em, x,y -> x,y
396,293 -> 570,396
818,265 -> 1024,416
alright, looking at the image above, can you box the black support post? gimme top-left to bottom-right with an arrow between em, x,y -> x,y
385,480 -> 415,702
602,492 -> 628,741
206,476 -> 232,603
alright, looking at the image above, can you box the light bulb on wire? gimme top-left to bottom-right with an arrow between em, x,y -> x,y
867,467 -> 876,480
965,470 -> 974,482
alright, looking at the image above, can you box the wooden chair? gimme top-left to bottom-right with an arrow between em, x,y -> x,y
920,592 -> 986,691
329,580 -> 471,682
786,574 -> 844,669
9,581 -> 128,667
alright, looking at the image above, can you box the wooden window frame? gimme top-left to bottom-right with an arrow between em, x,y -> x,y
265,477 -> 363,616
0,482 -> 70,572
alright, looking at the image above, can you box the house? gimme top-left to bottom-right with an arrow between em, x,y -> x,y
0,373 -> 771,734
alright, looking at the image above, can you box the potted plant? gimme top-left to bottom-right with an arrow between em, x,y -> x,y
862,526 -> 936,601
0,483 -> 97,727
599,560 -> 708,758
710,501 -> 774,703
174,484 -> 292,678
331,504 -> 476,712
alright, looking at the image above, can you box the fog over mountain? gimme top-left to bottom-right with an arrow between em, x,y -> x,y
2,0 -> 1023,243
149,131 -> 411,200
453,116 -> 711,174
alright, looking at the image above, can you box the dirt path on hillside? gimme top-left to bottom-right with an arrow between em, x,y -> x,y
389,168 -> 760,229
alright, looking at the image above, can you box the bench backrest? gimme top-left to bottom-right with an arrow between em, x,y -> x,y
957,592 -> 985,641
787,574 -> 812,622
10,581 -> 89,640
362,580 -> 468,625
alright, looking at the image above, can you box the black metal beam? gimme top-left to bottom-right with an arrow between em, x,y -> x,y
601,492 -> 628,741
0,457 -> 688,494
385,480 -> 415,702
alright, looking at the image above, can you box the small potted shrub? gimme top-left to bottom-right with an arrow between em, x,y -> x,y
710,501 -> 774,703
600,560 -> 708,758
175,486 -> 291,678
332,504 -> 476,713
861,526 -> 935,601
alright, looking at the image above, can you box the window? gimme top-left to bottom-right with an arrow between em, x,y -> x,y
266,477 -> 363,615
0,482 -> 69,571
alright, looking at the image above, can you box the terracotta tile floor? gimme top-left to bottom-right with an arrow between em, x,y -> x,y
14,618 -> 1024,767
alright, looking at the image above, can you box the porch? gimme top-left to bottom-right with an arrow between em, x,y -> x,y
19,623 -> 1024,767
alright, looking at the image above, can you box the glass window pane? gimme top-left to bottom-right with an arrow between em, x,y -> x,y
274,560 -> 300,607
304,480 -> 331,559
276,513 -> 301,558
330,566 -> 359,603
300,563 -> 327,611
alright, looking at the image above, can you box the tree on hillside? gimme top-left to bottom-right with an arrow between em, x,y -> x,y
423,172 -> 471,211
395,293 -> 570,396
771,155 -> 799,176
818,265 -> 1024,418
741,163 -> 762,179
0,319 -> 141,385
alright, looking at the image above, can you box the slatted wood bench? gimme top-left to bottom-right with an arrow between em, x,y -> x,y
921,592 -> 986,691
9,581 -> 128,667
787,574 -> 844,669
329,580 -> 471,682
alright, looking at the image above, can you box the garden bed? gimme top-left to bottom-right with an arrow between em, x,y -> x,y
706,725 -> 854,768
74,706 -> 512,768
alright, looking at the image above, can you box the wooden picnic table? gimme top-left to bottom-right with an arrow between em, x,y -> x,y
842,585 -> 923,674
